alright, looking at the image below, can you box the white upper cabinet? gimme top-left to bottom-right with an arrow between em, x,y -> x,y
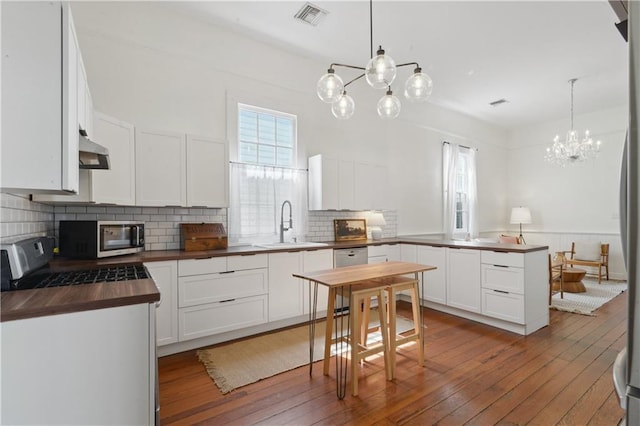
135,128 -> 187,206
33,112 -> 136,204
91,113 -> 136,204
308,155 -> 339,210
186,136 -> 228,208
308,154 -> 387,211
1,2 -> 79,193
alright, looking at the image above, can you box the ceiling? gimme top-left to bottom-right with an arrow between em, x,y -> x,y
162,1 -> 628,130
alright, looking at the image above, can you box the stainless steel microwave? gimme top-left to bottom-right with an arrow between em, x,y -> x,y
59,221 -> 145,259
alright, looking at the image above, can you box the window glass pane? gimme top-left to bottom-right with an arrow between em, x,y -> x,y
258,144 -> 276,165
239,142 -> 257,163
239,110 -> 258,143
276,118 -> 293,147
276,147 -> 293,167
258,114 -> 276,146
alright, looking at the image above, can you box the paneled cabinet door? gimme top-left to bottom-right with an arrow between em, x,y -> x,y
401,244 -> 417,263
186,135 -> 228,207
91,112 -> 136,205
1,2 -> 78,193
446,248 -> 481,313
308,154 -> 338,210
302,249 -> 333,316
145,261 -> 178,346
416,245 -> 447,304
268,252 -> 303,322
135,128 -> 186,206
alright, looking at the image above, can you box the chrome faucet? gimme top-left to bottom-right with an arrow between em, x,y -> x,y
280,200 -> 293,243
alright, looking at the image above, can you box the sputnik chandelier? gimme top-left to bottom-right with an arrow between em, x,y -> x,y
316,0 -> 433,119
544,78 -> 601,166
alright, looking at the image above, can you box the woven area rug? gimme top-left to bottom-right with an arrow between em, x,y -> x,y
197,310 -> 414,394
550,278 -> 627,316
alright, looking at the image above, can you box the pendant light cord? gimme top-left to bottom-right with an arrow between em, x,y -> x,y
369,0 -> 373,58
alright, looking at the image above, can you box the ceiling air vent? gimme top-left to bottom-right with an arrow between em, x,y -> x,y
294,3 -> 328,27
489,98 -> 508,107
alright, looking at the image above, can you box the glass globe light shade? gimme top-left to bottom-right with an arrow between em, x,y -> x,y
365,46 -> 396,89
377,90 -> 401,119
317,70 -> 344,103
331,91 -> 355,119
404,67 -> 433,102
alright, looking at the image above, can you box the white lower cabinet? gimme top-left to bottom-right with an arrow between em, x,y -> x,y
268,251 -> 303,321
414,246 -> 547,336
481,289 -> 525,324
480,251 -> 526,324
180,295 -> 268,341
177,254 -> 268,341
1,304 -> 155,424
145,260 -> 178,346
268,249 -> 333,321
368,244 -> 401,263
302,249 -> 333,315
446,248 -> 481,313
417,245 -> 447,304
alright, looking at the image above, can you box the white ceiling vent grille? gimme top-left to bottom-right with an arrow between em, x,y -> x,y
294,3 -> 328,27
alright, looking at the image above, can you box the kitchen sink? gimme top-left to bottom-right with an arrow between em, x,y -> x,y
253,242 -> 329,249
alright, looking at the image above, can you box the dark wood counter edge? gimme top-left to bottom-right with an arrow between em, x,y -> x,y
1,279 -> 160,322
6,237 -> 547,322
49,237 -> 548,269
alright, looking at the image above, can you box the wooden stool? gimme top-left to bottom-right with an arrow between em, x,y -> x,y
349,282 -> 391,396
369,276 -> 423,379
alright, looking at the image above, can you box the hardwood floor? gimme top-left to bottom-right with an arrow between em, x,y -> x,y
159,292 -> 627,425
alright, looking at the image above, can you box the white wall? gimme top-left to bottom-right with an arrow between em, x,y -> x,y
71,1 -> 510,237
507,105 -> 628,278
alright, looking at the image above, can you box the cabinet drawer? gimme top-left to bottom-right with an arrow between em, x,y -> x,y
227,253 -> 268,270
178,257 -> 226,276
481,251 -> 524,268
481,289 -> 524,324
368,245 -> 387,257
179,268 -> 268,307
481,264 -> 524,294
178,295 -> 268,341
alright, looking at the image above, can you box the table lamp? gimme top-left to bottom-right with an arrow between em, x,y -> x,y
510,207 -> 532,244
368,212 -> 386,240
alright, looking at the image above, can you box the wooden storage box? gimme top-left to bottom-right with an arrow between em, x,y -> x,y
180,223 -> 228,251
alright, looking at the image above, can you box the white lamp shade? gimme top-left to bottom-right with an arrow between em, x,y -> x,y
510,207 -> 532,224
368,212 -> 386,227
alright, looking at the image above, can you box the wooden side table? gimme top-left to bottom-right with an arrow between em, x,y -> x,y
561,268 -> 587,293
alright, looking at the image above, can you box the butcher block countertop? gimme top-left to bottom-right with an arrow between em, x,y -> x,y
1,236 -> 547,322
1,279 -> 159,322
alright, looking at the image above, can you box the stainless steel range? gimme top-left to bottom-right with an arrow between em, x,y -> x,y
0,236 -> 148,292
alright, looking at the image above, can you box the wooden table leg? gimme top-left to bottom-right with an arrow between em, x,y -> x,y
323,287 -> 336,376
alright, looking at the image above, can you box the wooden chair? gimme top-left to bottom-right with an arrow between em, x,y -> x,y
564,242 -> 609,283
549,254 -> 563,305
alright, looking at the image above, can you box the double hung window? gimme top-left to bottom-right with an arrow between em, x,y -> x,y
229,104 -> 306,244
443,142 -> 477,239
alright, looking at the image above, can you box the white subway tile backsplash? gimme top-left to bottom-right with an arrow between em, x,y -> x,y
0,194 -> 55,244
1,192 -> 399,250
